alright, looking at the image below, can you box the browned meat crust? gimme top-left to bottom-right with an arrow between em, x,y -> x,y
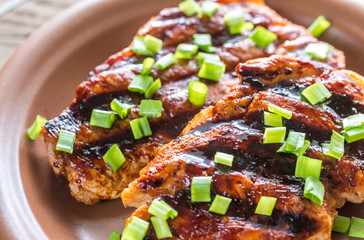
122,56 -> 364,239
42,0 -> 345,204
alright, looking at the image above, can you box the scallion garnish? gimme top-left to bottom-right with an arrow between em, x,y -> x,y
103,144 -> 125,173
349,217 -> 364,238
156,53 -> 176,70
108,230 -> 121,240
263,127 -> 286,144
264,111 -> 283,127
145,78 -> 162,99
130,117 -> 152,140
132,36 -> 154,56
268,103 -> 292,119
224,11 -> 245,35
188,81 -> 208,106
308,15 -> 331,38
150,216 -> 172,239
56,130 -> 76,154
90,109 -> 116,129
27,115 -> 47,140
285,131 -> 306,152
201,1 -> 220,17
128,75 -> 153,94
214,152 -> 234,167
145,34 -> 163,54
139,100 -> 163,118
301,82 -> 332,105
141,57 -> 155,76
179,0 -> 200,16
198,59 -> 226,81
342,113 -> 364,130
295,155 -> 322,179
148,199 -> 174,220
305,43 -> 331,60
110,99 -> 132,120
121,216 -> 149,240
322,130 -> 345,159
249,26 -> 277,49
191,176 -> 212,202
209,194 -> 232,215
196,52 -> 221,67
303,176 -> 325,206
160,200 -> 178,219
175,43 -> 198,59
255,196 -> 277,216
332,215 -> 350,233
342,127 -> 364,143
193,34 -> 213,52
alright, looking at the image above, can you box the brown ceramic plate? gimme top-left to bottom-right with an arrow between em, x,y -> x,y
0,0 -> 364,239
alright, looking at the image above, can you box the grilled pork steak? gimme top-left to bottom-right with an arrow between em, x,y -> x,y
122,56 -> 364,239
42,0 -> 344,204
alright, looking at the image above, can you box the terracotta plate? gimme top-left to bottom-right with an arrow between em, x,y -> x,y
0,0 -> 363,239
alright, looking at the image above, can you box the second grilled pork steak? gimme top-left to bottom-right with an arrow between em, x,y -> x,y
121,56 -> 364,239
42,0 -> 345,204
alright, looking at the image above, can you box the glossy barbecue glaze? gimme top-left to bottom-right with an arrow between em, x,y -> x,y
122,56 -> 364,239
42,0 -> 345,204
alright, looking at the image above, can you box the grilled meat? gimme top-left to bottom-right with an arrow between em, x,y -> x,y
42,0 -> 345,204
121,56 -> 364,239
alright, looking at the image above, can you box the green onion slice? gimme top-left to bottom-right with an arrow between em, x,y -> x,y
308,15 -> 331,38
198,59 -> 226,82
342,127 -> 364,143
322,130 -> 345,159
132,36 -> 154,56
90,109 -> 116,129
249,26 -> 277,49
148,199 -> 173,220
224,10 -> 245,35
156,53 -> 176,70
201,1 -> 220,17
179,0 -> 200,16
277,139 -> 310,157
160,200 -> 178,219
144,34 -> 163,53
349,217 -> 364,238
295,156 -> 322,179
263,127 -> 286,144
145,78 -> 162,99
108,230 -> 121,240
264,112 -> 283,127
303,176 -> 325,206
150,217 -> 172,239
301,82 -> 332,105
128,75 -> 153,94
332,215 -> 350,233
268,103 -> 292,119
121,216 -> 149,240
130,117 -> 152,140
191,176 -> 212,202
214,152 -> 234,167
56,130 -> 76,154
139,100 -> 163,118
343,113 -> 364,131
103,144 -> 126,173
209,194 -> 232,215
141,57 -> 155,76
188,81 -> 208,107
285,131 -> 306,152
196,52 -> 221,67
110,99 -> 132,120
255,196 -> 277,216
175,43 -> 198,59
27,115 -> 47,140
305,43 -> 331,60
193,34 -> 213,52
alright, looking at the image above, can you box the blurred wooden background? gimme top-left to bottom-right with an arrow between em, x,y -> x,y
0,0 -> 82,68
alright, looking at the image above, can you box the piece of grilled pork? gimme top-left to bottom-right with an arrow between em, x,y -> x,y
122,56 -> 364,239
42,0 -> 345,204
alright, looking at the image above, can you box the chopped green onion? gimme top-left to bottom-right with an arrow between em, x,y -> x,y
255,196 -> 277,216
196,52 -> 221,67
148,199 -> 173,220
201,1 -> 220,17
209,194 -> 232,215
342,127 -> 364,143
56,130 -> 76,154
249,26 -> 277,49
264,112 -> 283,127
132,36 -> 154,56
263,127 -> 286,144
240,22 -> 254,31
103,144 -> 125,173
121,216 -> 149,240
305,43 -> 331,60
108,230 -> 121,240
198,60 -> 226,81
193,34 -> 212,52
150,217 -> 172,239
322,130 -> 344,159
179,0 -> 200,16
349,217 -> 364,238
90,109 -> 116,129
156,53 -> 176,70
308,15 -> 331,38
175,43 -> 198,59
332,215 -> 350,233
285,131 -> 306,152
128,75 -> 153,94
301,82 -> 332,105
110,99 -> 132,120
145,34 -> 163,53
188,81 -> 208,106
130,117 -> 152,140
304,176 -> 325,206
141,57 -> 155,76
139,100 -> 163,118
295,156 -> 322,179
191,176 -> 212,202
278,140 -> 310,157
343,113 -> 364,130
145,78 -> 162,99
268,103 -> 292,119
214,152 -> 234,167
27,115 -> 47,140
160,200 -> 178,219
224,11 -> 245,35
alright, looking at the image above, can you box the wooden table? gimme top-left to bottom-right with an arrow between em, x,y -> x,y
0,0 -> 82,68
